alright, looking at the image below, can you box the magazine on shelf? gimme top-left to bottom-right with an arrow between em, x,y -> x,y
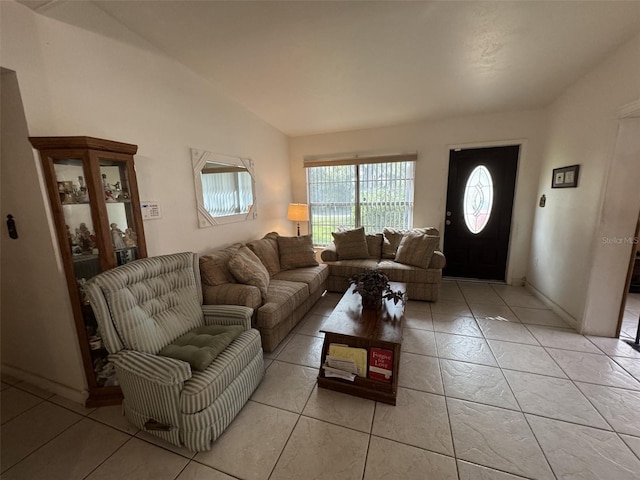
328,344 -> 367,377
322,364 -> 356,381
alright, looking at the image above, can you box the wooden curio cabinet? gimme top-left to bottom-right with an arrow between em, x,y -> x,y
30,136 -> 147,407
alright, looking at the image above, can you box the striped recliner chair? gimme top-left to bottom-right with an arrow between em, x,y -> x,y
85,252 -> 264,451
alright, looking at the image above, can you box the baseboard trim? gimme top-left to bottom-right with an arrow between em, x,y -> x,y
1,363 -> 88,405
524,281 -> 579,330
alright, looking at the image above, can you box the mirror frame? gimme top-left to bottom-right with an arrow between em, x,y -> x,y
191,148 -> 257,227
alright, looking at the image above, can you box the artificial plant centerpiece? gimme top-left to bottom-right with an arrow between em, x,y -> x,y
348,269 -> 406,310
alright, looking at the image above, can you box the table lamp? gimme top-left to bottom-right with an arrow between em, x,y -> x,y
287,203 -> 309,236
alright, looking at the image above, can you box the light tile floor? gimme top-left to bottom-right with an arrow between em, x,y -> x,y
2,282 -> 640,479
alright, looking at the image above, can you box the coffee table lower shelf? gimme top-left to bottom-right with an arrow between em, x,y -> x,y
317,374 -> 397,405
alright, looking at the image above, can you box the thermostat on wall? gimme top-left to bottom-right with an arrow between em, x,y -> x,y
141,201 -> 161,220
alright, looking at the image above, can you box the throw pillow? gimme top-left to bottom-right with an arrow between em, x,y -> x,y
395,232 -> 440,269
366,233 -> 383,260
247,232 -> 281,277
382,227 -> 429,259
199,243 -> 241,286
277,235 -> 319,270
159,325 -> 244,371
332,227 -> 369,260
228,245 -> 270,301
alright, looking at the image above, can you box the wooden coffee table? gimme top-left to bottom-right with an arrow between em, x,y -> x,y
317,282 -> 405,405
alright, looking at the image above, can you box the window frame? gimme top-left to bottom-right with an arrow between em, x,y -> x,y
304,153 -> 417,246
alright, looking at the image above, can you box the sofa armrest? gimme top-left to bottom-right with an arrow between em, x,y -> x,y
429,251 -> 446,269
109,350 -> 191,386
202,305 -> 253,330
202,282 -> 262,309
321,243 -> 339,262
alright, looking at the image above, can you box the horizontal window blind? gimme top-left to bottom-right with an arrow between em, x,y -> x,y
304,152 -> 417,168
307,157 -> 415,246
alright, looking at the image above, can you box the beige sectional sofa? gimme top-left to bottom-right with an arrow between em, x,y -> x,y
199,232 -> 328,352
321,227 -> 446,301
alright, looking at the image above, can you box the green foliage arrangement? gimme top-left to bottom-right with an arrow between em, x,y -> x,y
348,269 -> 406,307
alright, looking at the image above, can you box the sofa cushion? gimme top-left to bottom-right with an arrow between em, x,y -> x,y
277,235 -> 319,270
199,243 -> 241,286
158,324 -> 244,371
395,232 -> 440,269
332,227 -> 369,260
377,260 -> 442,283
322,259 -> 380,279
272,264 -> 329,294
181,328 -> 262,414
229,246 -> 270,301
257,279 -> 309,329
247,232 -> 281,277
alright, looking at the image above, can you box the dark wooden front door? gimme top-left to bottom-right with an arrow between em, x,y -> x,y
443,145 -> 519,280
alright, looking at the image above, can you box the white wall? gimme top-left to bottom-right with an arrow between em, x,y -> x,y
289,110 -> 549,284
0,2 -> 291,399
1,69 -> 87,399
527,33 -> 640,333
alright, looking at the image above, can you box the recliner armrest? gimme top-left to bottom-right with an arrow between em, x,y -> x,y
202,304 -> 253,330
109,350 -> 192,386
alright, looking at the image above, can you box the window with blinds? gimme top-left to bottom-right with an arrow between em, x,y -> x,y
306,155 -> 416,246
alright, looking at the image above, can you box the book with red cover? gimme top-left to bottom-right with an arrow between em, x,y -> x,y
368,348 -> 393,382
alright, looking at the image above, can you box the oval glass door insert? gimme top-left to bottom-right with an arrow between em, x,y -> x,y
463,165 -> 493,234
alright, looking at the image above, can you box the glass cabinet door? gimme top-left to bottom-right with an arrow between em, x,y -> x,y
99,159 -> 140,266
52,157 -> 115,386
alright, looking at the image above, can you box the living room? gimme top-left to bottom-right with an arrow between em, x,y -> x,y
1,1 -> 640,478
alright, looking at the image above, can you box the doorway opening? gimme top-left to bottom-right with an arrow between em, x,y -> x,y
618,211 -> 640,350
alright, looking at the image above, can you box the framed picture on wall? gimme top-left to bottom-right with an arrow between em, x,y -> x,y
552,164 -> 580,188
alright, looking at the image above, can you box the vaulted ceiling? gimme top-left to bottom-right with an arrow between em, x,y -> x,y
19,1 -> 640,136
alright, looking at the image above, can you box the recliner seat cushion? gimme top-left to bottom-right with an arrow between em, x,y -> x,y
180,328 -> 262,414
159,324 -> 244,371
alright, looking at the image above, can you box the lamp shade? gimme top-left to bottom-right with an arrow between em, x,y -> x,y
287,203 -> 309,222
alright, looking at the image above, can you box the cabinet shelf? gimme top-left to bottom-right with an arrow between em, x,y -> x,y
62,199 -> 132,206
31,136 -> 147,407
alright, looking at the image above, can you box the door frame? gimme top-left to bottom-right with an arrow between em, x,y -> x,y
444,139 -> 527,285
582,100 -> 640,336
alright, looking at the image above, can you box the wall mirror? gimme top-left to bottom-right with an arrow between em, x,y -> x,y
191,148 -> 257,227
